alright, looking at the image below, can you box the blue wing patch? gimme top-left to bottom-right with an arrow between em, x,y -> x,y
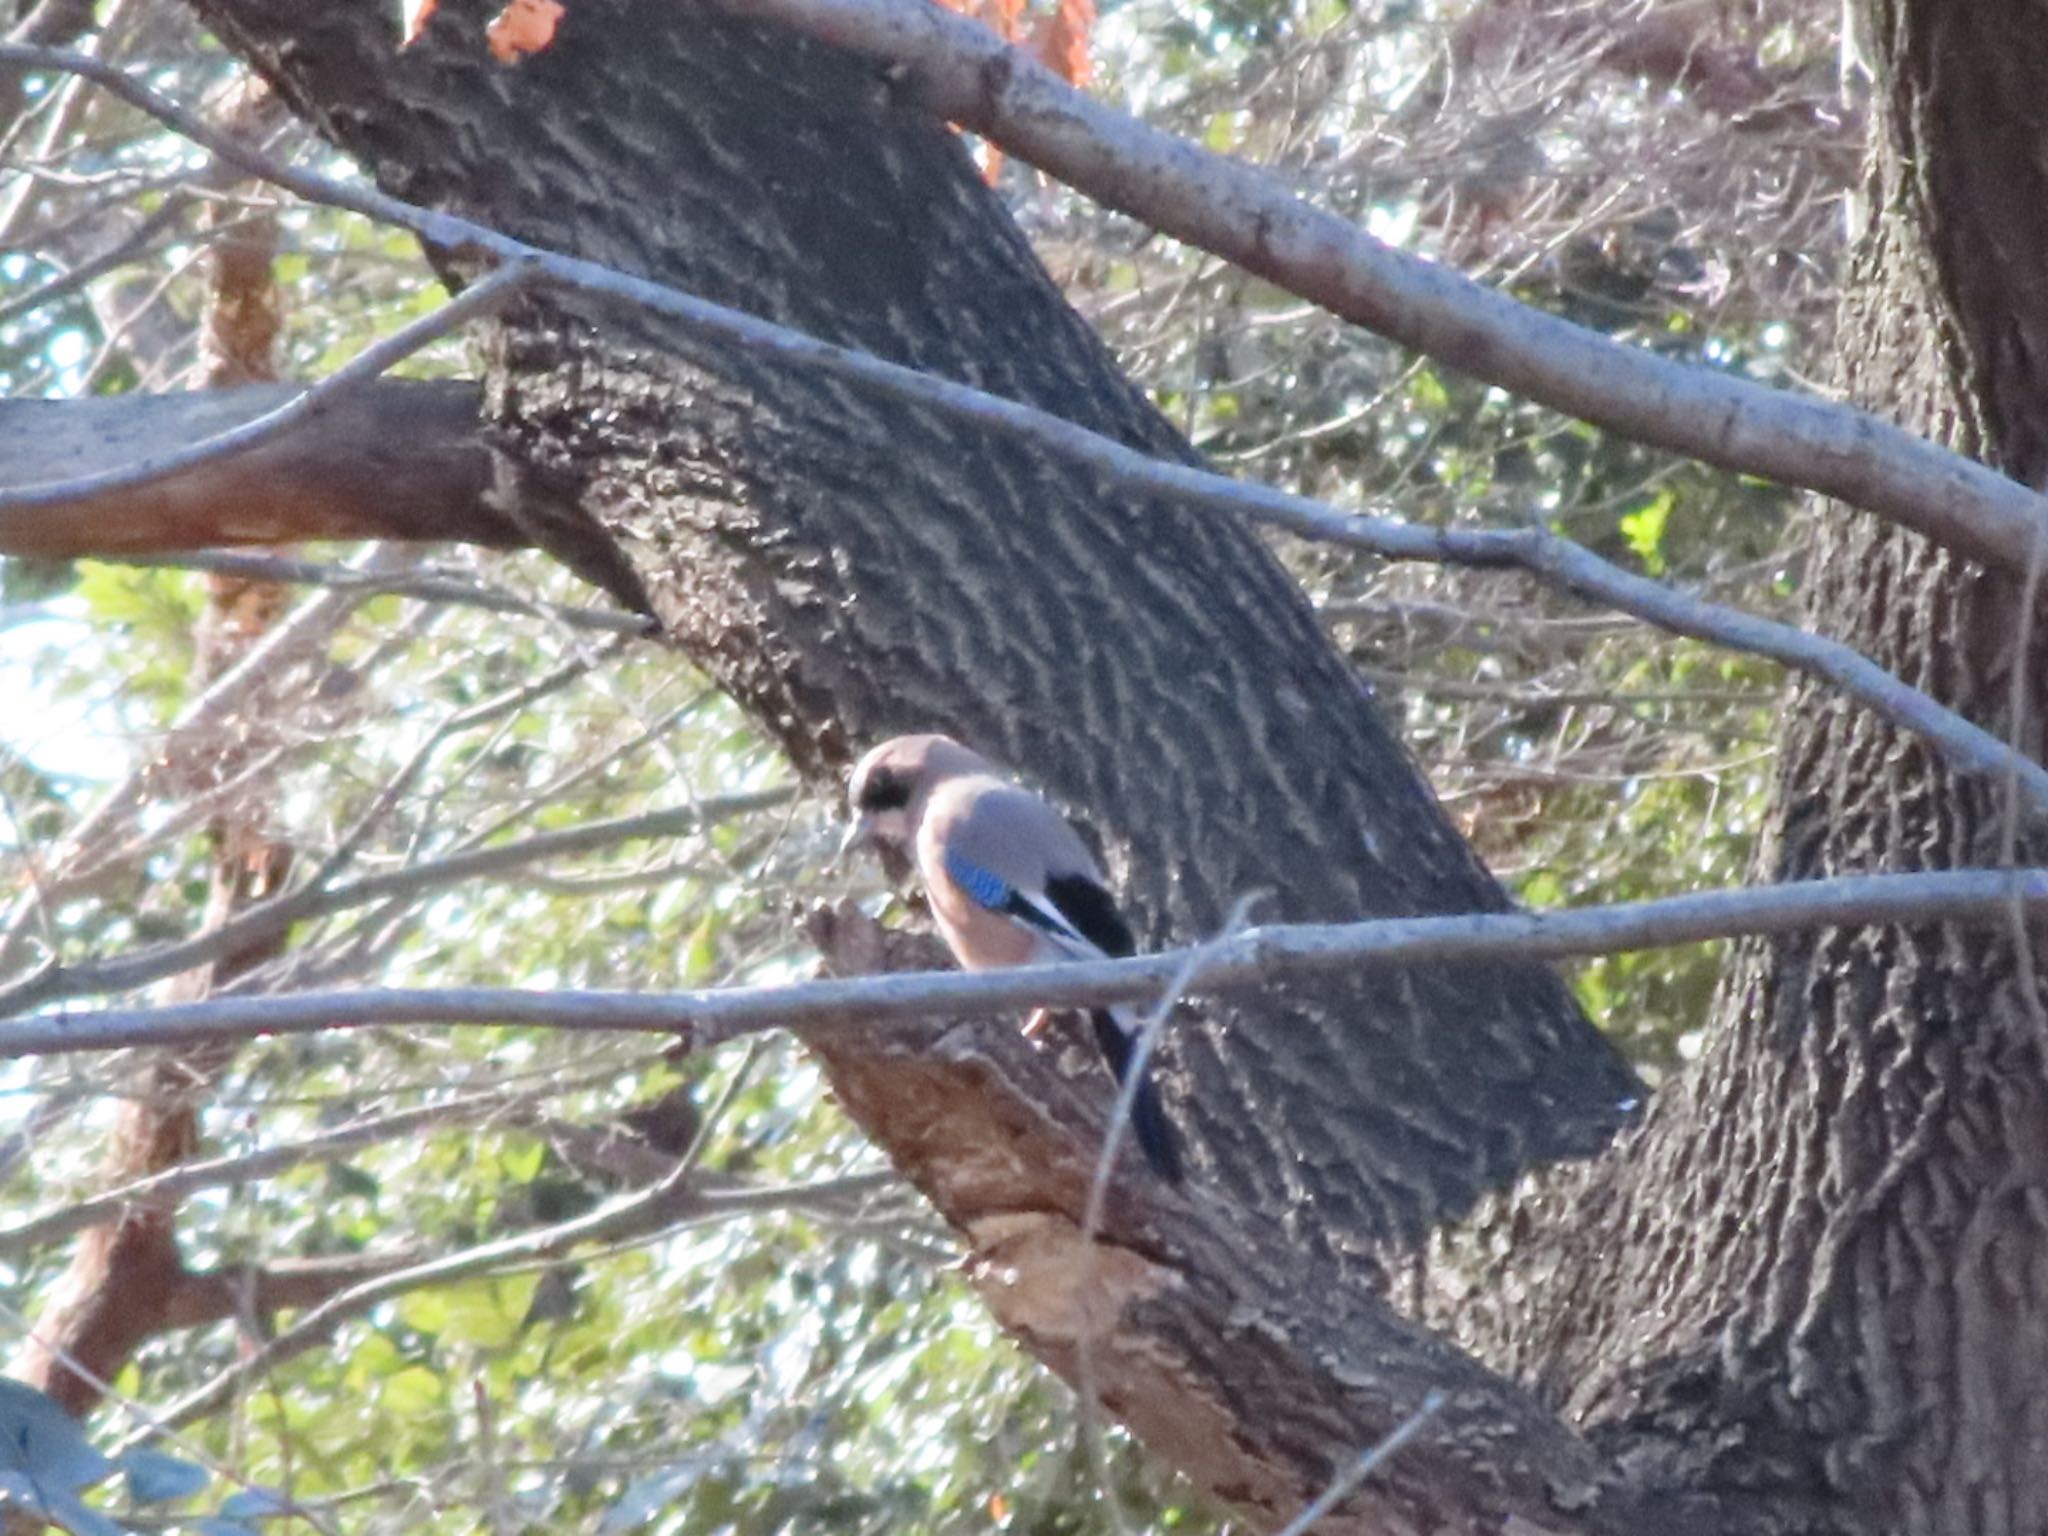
945,850 -> 1013,912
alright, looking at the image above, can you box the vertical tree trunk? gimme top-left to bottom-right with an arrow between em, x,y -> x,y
1483,5 -> 2048,1530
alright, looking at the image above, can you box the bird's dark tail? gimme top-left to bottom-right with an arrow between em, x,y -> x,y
1090,1009 -> 1183,1183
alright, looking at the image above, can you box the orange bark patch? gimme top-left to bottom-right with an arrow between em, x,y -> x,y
487,0 -> 566,62
400,0 -> 439,47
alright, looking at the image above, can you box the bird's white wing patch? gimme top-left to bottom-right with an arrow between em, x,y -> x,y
1007,886 -> 1106,960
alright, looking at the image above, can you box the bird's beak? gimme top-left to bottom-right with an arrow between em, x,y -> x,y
834,816 -> 873,869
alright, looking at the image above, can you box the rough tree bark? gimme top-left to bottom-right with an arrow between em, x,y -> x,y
1438,4 -> 2048,1533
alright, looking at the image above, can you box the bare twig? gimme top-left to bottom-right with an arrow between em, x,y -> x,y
0,786 -> 793,1014
0,190 -> 196,327
10,868 -> 2048,1054
121,1169 -> 887,1443
104,551 -> 654,635
1270,1390 -> 1446,1536
1075,891 -> 1262,1533
0,1088 -> 523,1256
0,549 -> 398,969
1352,664 -> 1773,710
303,640 -> 617,891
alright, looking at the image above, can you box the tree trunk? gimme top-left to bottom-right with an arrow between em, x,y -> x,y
179,0 -> 1639,1245
1469,5 -> 2048,1531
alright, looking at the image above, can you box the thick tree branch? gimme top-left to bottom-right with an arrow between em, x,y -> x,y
0,379 -> 510,557
159,1247 -> 432,1330
7,867 -> 2047,1055
0,261 -> 532,513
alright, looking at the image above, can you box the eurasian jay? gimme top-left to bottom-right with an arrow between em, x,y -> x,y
842,734 -> 1183,1183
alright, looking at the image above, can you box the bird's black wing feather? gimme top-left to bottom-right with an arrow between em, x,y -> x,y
1038,872 -> 1137,957
999,868 -> 1180,1181
1090,1010 -> 1183,1182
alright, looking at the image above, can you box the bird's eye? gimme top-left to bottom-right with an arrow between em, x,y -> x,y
856,774 -> 912,814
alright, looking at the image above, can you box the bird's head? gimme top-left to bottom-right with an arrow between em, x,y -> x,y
840,733 -> 992,877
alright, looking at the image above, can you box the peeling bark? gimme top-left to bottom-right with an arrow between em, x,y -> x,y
803,906 -> 1673,1535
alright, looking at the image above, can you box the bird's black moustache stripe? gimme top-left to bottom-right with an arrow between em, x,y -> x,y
855,774 -> 913,814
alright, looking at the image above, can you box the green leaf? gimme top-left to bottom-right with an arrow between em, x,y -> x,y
397,1275 -> 539,1350
377,1365 -> 445,1420
1619,489 -> 1676,575
682,911 -> 721,983
500,1134 -> 546,1183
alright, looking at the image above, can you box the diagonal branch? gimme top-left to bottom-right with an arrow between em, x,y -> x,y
0,1089 -> 529,1257
0,787 -> 794,1015
123,1169 -> 894,1443
105,551 -> 654,634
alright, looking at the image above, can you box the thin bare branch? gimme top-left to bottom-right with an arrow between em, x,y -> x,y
106,551 -> 654,635
8,867 -> 2048,1055
0,0 -> 94,143
1270,1390 -> 1447,1536
1077,891 -> 1262,1532
123,1170 -> 889,1442
0,781 -> 800,1014
0,552 -> 391,971
0,191 -> 196,327
0,1089 -> 521,1256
